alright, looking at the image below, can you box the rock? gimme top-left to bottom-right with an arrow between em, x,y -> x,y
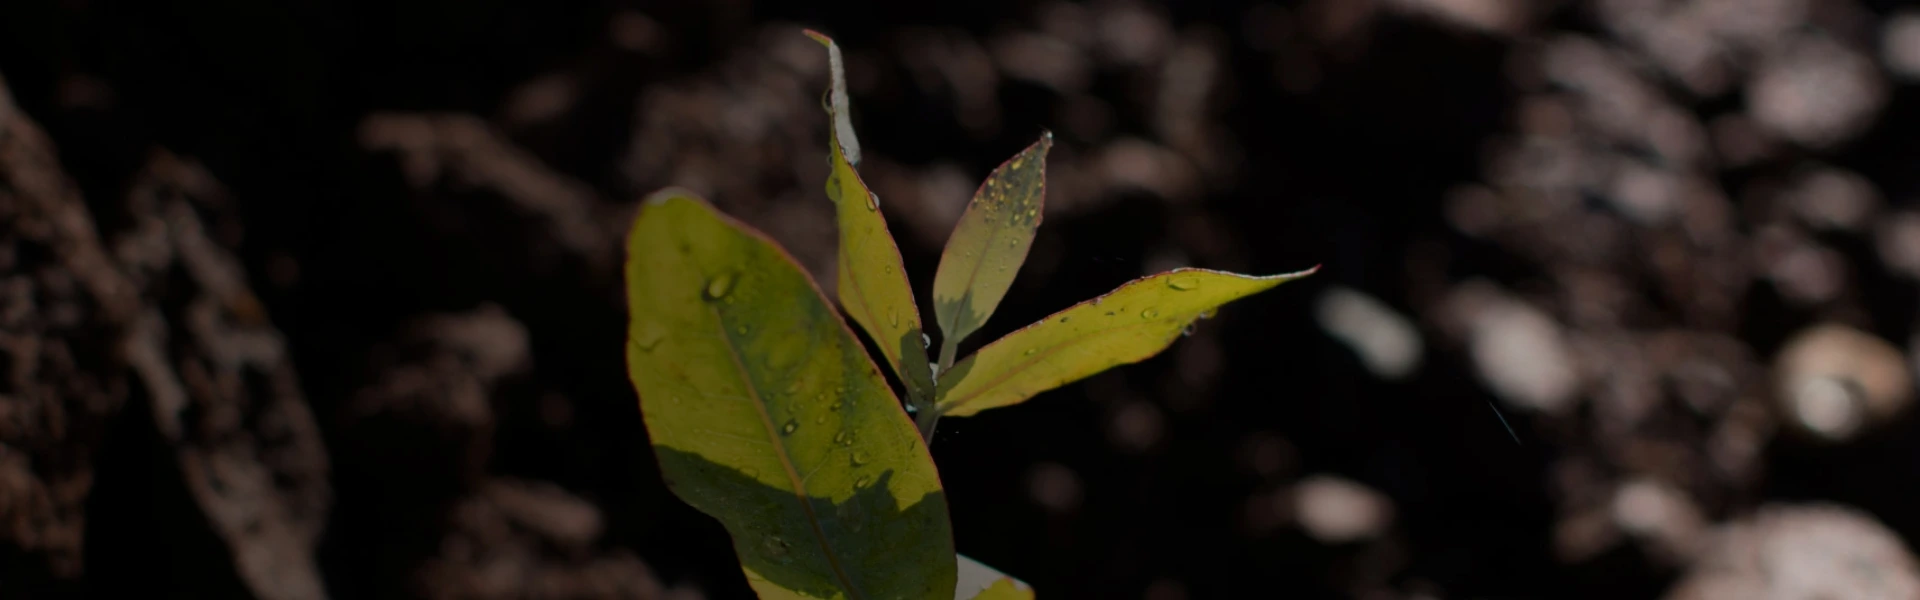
1610,478 -> 1707,563
1772,324 -> 1913,442
1289,475 -> 1394,544
1783,166 -> 1880,232
1746,36 -> 1886,148
1448,283 -> 1580,414
1666,504 -> 1920,600
1315,286 -> 1424,380
1881,11 -> 1920,80
1027,462 -> 1083,515
1874,211 -> 1920,280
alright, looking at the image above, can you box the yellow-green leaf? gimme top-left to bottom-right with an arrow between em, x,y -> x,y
625,189 -> 955,599
932,132 -> 1052,358
956,555 -> 1034,600
935,267 -> 1318,417
804,29 -> 938,412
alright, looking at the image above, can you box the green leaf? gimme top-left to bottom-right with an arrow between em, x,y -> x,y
932,132 -> 1052,360
956,555 -> 1034,600
804,29 -> 939,417
935,267 -> 1318,417
624,189 -> 956,599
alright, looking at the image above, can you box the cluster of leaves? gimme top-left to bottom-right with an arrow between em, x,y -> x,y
622,30 -> 1315,599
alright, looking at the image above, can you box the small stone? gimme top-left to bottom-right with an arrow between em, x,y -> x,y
1289,475 -> 1394,544
1666,504 -> 1920,600
1773,324 -> 1913,442
1026,462 -> 1083,514
1451,283 -> 1580,414
1315,286 -> 1423,380
1747,36 -> 1886,148
1783,166 -> 1879,231
1874,211 -> 1920,280
1882,12 -> 1920,80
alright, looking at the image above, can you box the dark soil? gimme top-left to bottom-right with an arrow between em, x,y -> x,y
3,1 -> 1918,599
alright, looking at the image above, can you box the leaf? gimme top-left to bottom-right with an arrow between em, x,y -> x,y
932,132 -> 1052,358
955,555 -> 1034,600
935,267 -> 1319,417
804,29 -> 938,411
624,189 -> 955,599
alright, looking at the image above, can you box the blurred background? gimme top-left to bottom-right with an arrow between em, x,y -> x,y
3,0 -> 1919,598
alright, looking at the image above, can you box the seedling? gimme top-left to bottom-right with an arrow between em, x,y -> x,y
622,30 -> 1316,600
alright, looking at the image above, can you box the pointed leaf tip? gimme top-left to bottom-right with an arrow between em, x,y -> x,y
811,29 -> 937,409
931,131 -> 1055,350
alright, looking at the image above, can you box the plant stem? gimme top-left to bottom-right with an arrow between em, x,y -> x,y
914,337 -> 961,443
937,337 -> 958,372
914,405 -> 940,442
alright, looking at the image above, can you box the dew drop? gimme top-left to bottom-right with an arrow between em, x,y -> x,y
761,535 -> 791,559
781,420 -> 798,435
921,333 -> 931,349
833,431 -> 853,445
887,307 -> 900,328
736,325 -> 749,335
851,450 -> 871,466
1059,316 -> 1070,324
1168,276 -> 1199,291
853,476 -> 873,489
884,264 -> 894,275
1182,323 -> 1197,337
743,467 -> 761,478
1023,348 -> 1037,356
704,271 -> 737,300
1141,308 -> 1160,319
814,414 -> 827,425
633,321 -> 666,351
866,192 -> 880,210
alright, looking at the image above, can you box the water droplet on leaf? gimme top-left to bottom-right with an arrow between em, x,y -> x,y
921,333 -> 931,349
761,536 -> 791,559
633,321 -> 666,351
854,476 -> 872,488
1168,276 -> 1199,291
833,431 -> 853,445
851,451 -> 871,466
704,271 -> 737,300
1023,348 -> 1037,356
781,420 -> 798,435
887,307 -> 899,327
1141,308 -> 1160,319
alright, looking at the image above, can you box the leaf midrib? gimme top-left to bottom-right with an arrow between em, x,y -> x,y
939,316 -> 1168,414
711,303 -> 865,600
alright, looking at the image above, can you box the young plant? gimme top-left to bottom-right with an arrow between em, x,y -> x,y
622,30 -> 1316,600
